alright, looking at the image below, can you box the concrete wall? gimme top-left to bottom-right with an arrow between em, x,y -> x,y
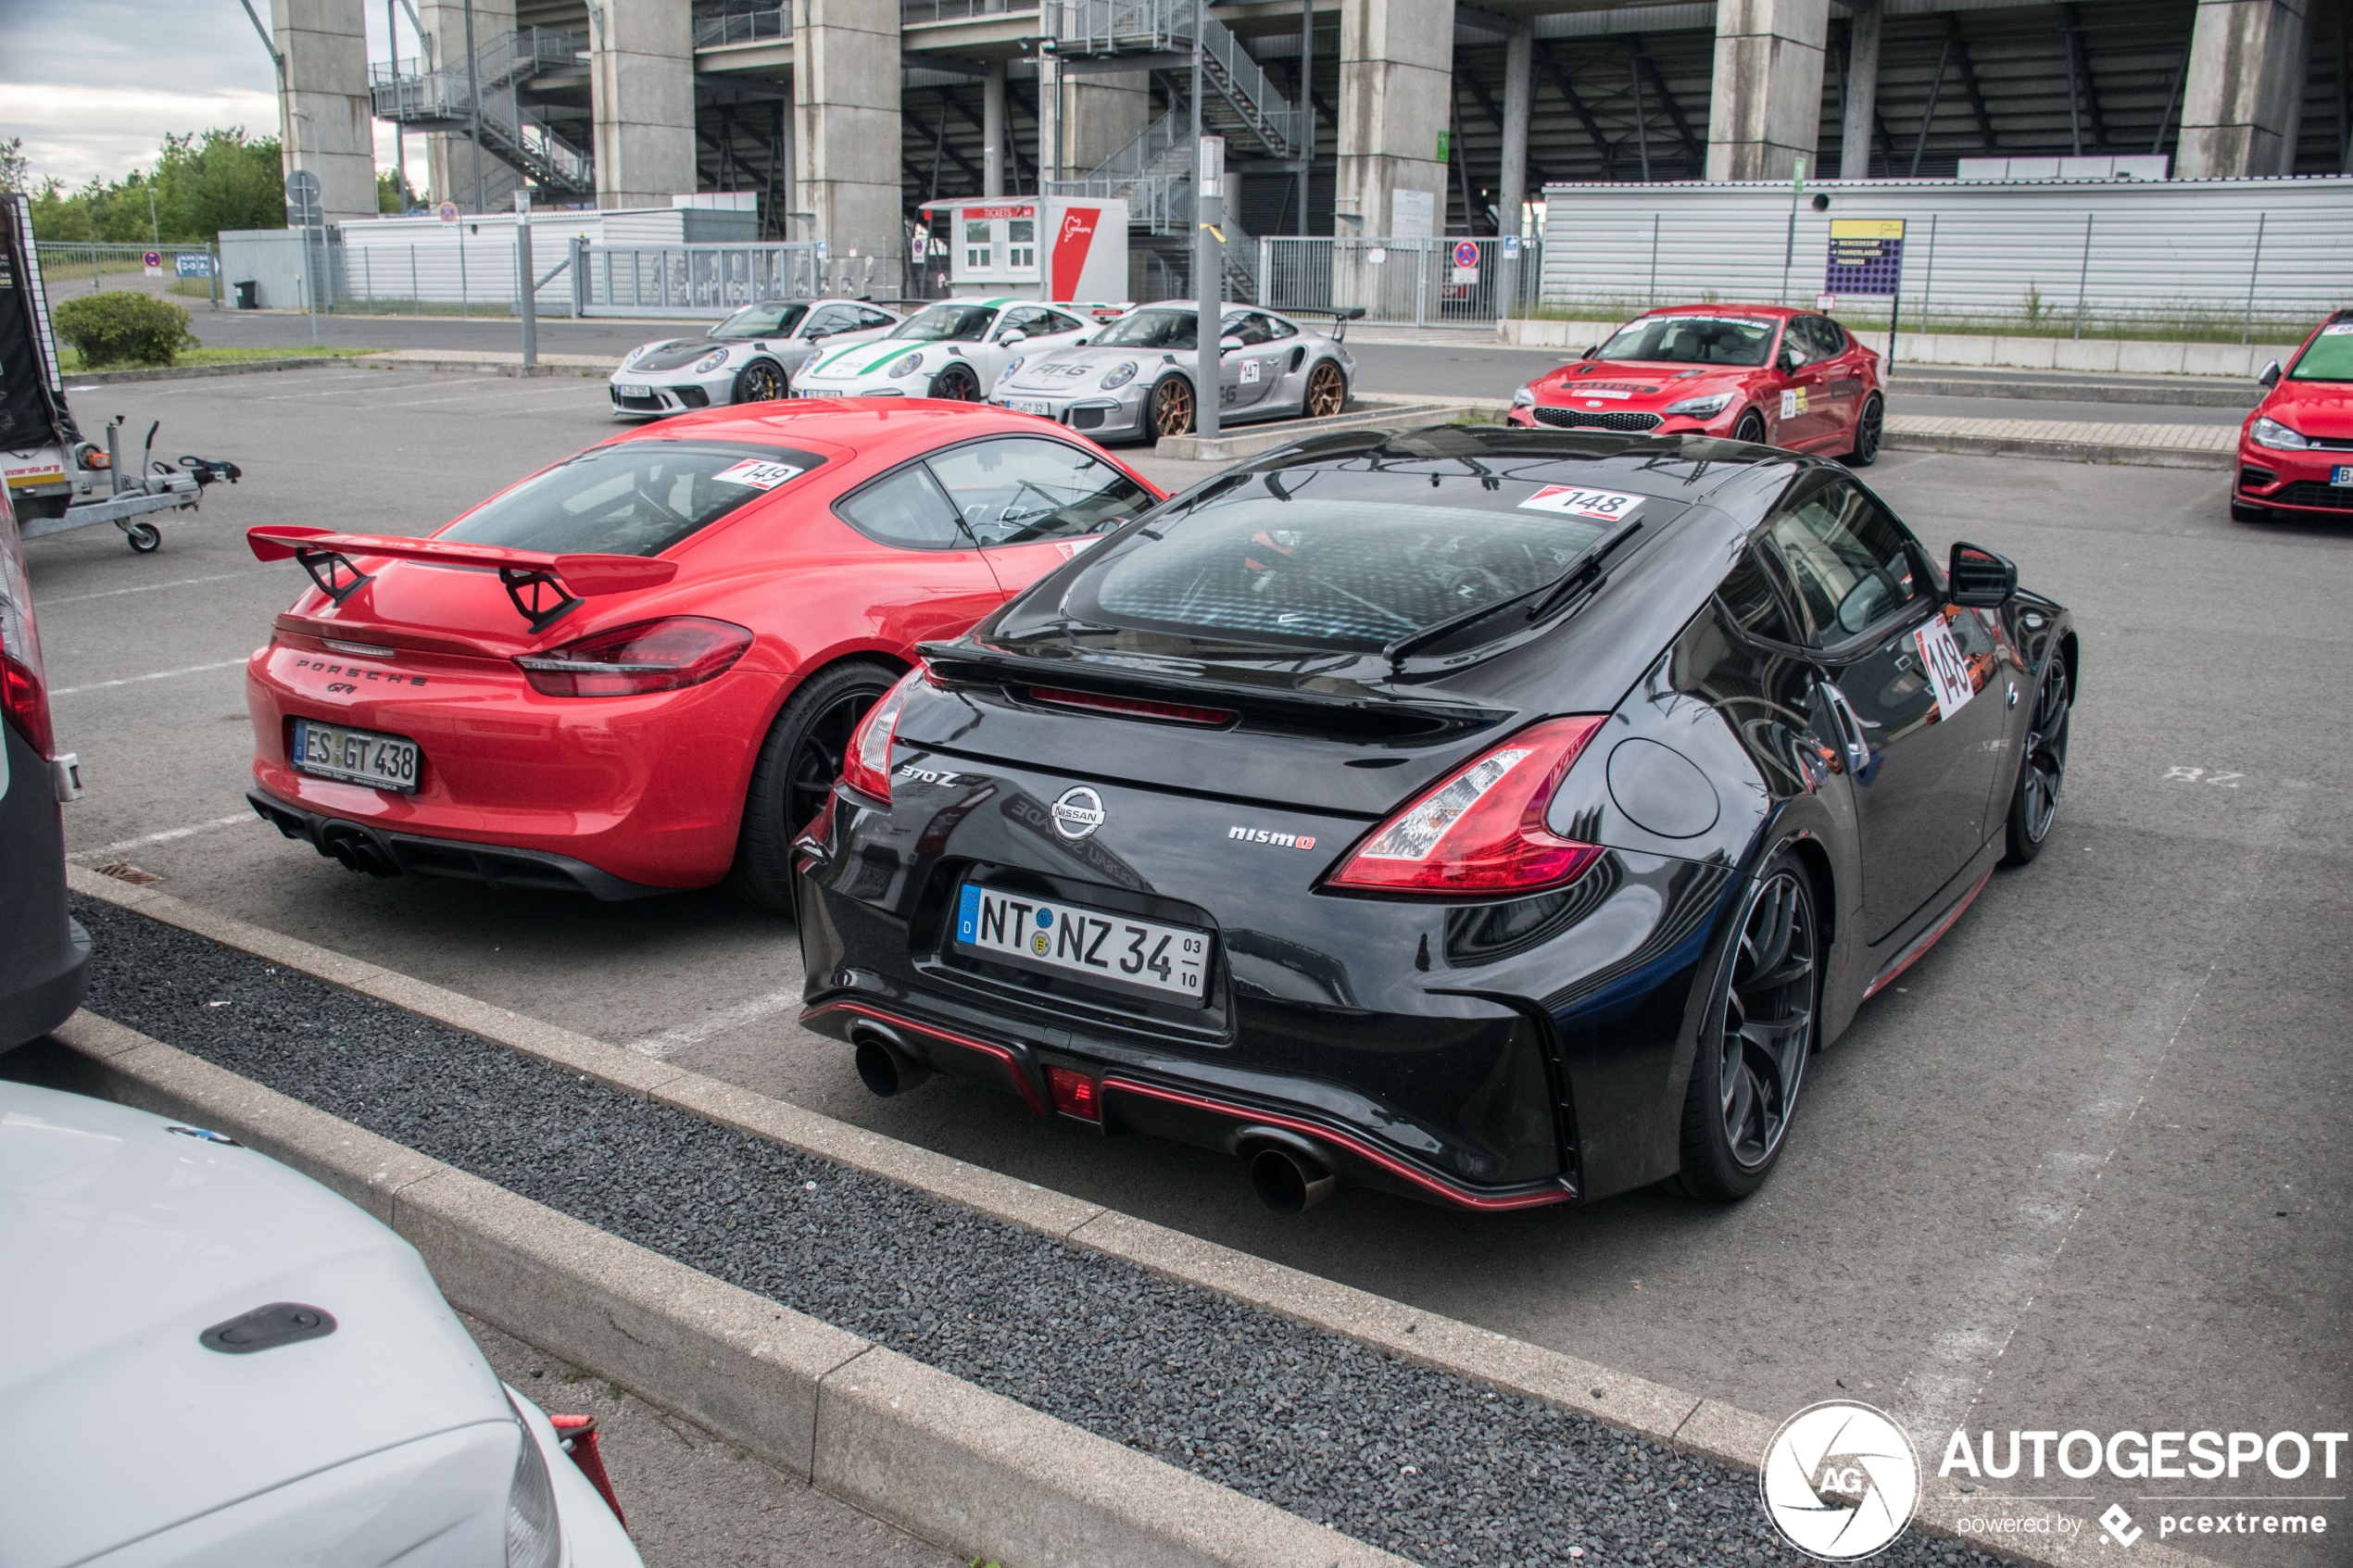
795,0 -> 903,293
271,0 -> 378,224
2177,0 -> 2311,178
1705,0 -> 1829,182
589,0 -> 698,207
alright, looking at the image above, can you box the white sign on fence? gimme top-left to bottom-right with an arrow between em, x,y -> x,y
1390,189 -> 1434,239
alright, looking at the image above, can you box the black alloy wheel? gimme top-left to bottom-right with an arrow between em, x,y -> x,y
930,363 -> 981,401
729,659 -> 897,915
2002,656 -> 2070,864
1844,393 -> 1885,467
1674,852 -> 1818,1200
733,359 -> 786,403
1732,409 -> 1768,445
1304,360 -> 1347,418
1150,376 -> 1195,436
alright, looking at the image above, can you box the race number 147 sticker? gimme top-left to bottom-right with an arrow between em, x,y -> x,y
1914,614 -> 1977,721
712,458 -> 804,489
1518,484 -> 1643,521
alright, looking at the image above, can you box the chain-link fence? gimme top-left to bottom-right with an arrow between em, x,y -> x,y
1257,236 -> 1546,325
35,242 -> 223,308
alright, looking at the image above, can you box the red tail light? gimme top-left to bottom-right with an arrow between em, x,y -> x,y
1325,715 -> 1607,897
0,503 -> 59,759
1047,1066 -> 1101,1121
1029,685 -> 1235,726
841,666 -> 928,802
514,617 -> 752,696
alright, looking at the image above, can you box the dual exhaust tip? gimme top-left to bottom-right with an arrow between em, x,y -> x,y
847,1023 -> 1337,1215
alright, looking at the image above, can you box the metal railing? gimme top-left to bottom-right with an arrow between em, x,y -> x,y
901,0 -> 1031,19
693,5 -> 788,48
1051,0 -> 1302,159
574,241 -> 837,317
1259,237 -> 1547,325
34,241 -> 224,308
371,28 -> 593,196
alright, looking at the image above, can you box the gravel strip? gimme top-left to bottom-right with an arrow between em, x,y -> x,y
57,896 -> 2016,1568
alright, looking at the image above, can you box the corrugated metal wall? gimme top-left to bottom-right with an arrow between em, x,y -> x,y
1535,177 -> 2353,334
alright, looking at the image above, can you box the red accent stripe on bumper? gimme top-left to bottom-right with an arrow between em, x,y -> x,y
800,999 -> 1048,1115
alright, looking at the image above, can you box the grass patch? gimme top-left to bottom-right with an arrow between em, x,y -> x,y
61,344 -> 382,372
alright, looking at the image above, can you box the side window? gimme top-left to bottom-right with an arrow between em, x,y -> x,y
1766,479 -> 1924,644
1257,312 -> 1300,342
1718,548 -> 1800,645
999,306 -> 1052,341
1778,324 -> 1811,368
834,463 -> 967,550
1223,312 -> 1271,345
1806,317 -> 1848,358
1038,310 -> 1084,337
855,307 -> 898,332
803,305 -> 856,338
924,438 -> 1155,546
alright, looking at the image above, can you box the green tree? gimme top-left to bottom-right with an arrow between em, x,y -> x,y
0,137 -> 29,194
26,129 -> 289,244
378,166 -> 417,214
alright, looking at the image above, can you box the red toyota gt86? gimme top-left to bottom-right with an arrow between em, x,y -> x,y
244,401 -> 1165,909
1508,305 -> 1885,465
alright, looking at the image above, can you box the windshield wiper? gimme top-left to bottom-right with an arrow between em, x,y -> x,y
1380,518 -> 1643,671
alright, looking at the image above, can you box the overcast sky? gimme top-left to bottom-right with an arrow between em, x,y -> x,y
2,0 -> 411,188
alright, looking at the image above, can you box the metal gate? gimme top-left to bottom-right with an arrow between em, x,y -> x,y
571,241 -> 849,318
1258,236 -> 1545,325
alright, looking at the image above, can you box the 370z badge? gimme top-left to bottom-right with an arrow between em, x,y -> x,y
1051,786 -> 1107,840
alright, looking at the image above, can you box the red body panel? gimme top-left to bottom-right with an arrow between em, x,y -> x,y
2234,313 -> 2353,519
1503,303 -> 1882,452
245,400 -> 1165,889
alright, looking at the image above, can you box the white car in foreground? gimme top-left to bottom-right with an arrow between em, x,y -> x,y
0,1080 -> 642,1568
608,297 -> 900,419
791,297 -> 1105,402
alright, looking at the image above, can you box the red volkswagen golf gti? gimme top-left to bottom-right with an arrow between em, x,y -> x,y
1507,305 -> 1886,464
244,401 -> 1165,910
2232,307 -> 2353,522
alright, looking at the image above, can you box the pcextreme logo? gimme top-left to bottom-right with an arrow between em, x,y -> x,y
1760,1401 -> 1921,1561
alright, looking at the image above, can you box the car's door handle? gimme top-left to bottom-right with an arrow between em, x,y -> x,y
1819,681 -> 1871,775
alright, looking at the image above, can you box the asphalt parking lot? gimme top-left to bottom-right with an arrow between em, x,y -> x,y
21,365 -> 2348,1565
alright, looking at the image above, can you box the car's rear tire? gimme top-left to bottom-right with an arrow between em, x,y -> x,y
2229,497 -> 2272,523
1732,409 -> 1768,445
1672,849 -> 1818,1202
728,659 -> 898,916
732,359 -> 786,403
2002,655 -> 2070,865
929,364 -> 981,401
1843,393 -> 1884,467
1304,360 -> 1347,418
1150,376 -> 1195,437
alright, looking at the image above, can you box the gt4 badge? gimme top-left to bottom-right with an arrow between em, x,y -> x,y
1227,825 -> 1317,850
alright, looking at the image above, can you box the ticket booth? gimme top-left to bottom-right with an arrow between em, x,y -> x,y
917,196 -> 1129,305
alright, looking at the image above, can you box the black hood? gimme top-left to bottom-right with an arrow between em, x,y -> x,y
628,339 -> 726,372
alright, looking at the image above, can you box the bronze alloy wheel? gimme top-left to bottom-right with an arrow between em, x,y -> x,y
1151,376 -> 1195,436
1304,360 -> 1347,418
931,363 -> 981,401
734,360 -> 786,403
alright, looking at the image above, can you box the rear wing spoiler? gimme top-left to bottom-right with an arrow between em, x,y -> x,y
1291,307 -> 1367,342
247,526 -> 677,633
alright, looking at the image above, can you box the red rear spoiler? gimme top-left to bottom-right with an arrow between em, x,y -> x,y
247,526 -> 678,632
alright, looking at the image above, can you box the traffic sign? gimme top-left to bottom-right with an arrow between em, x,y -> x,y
283,169 -> 323,229
174,254 -> 215,278
436,200 -> 460,225
142,250 -> 162,275
1453,240 -> 1480,270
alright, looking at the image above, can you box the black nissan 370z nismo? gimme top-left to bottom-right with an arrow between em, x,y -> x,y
793,426 -> 2076,1214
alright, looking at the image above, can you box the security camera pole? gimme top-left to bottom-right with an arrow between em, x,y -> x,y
1196,133 -> 1224,439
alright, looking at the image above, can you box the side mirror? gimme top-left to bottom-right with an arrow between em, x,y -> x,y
1777,346 -> 1802,374
998,330 -> 1027,346
1948,542 -> 2018,608
2258,359 -> 2283,389
1581,344 -> 1599,358
1221,334 -> 1245,353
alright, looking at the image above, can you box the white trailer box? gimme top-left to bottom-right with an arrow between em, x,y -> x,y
920,196 -> 1128,306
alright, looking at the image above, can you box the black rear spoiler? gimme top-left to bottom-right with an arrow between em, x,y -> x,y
1290,307 -> 1367,342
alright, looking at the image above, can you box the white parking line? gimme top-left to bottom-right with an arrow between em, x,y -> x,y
370,383 -> 598,410
70,812 -> 255,861
49,657 -> 248,697
40,571 -> 261,607
624,987 -> 803,1060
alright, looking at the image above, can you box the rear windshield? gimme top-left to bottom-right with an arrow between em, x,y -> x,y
1095,307 -> 1196,350
2288,322 -> 2353,382
440,440 -> 826,557
1068,464 -> 1667,651
892,302 -> 997,343
1596,315 -> 1778,367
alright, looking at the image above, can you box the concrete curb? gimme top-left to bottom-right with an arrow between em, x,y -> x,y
351,350 -> 618,380
59,356 -> 380,385
1881,431 -> 2233,470
59,866 -> 2217,1568
43,1008 -> 1409,1568
1886,376 -> 2255,408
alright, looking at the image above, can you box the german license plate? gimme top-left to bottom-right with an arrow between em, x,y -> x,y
1008,399 -> 1053,417
800,386 -> 845,397
2332,466 -> 2353,486
954,884 -> 1209,1003
618,383 -> 650,397
292,719 -> 421,793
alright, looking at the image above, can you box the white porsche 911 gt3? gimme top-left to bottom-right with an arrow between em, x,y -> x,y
790,297 -> 1104,402
609,297 -> 900,419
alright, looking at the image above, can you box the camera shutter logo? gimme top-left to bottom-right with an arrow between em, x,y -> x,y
1051,786 -> 1107,841
1760,1400 -> 1920,1560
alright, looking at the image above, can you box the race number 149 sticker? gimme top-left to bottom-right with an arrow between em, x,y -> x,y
712,458 -> 804,489
1915,614 -> 1977,721
1518,484 -> 1643,521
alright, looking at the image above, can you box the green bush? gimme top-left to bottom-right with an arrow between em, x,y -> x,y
51,292 -> 199,368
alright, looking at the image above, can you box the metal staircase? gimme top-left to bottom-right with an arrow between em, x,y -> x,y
1045,0 -> 1308,302
371,27 -> 594,200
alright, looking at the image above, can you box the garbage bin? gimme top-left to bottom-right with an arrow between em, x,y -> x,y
234,280 -> 258,310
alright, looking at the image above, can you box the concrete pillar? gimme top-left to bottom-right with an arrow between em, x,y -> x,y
589,0 -> 697,207
271,0 -> 378,224
1064,71 -> 1150,181
794,0 -> 903,289
1334,0 -> 1452,237
1705,0 -> 1829,182
420,0 -> 519,212
1840,0 -> 1882,180
984,60 -> 1006,197
1497,16 -> 1532,238
1037,57 -> 1063,188
2178,0 -> 2310,177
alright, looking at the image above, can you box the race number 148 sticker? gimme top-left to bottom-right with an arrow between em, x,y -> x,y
712,458 -> 804,489
1518,484 -> 1643,521
1915,614 -> 1977,721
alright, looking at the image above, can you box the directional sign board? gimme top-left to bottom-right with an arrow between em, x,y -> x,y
1825,218 -> 1905,296
174,254 -> 215,278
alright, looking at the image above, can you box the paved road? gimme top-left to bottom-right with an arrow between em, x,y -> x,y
23,367 -> 2349,1565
